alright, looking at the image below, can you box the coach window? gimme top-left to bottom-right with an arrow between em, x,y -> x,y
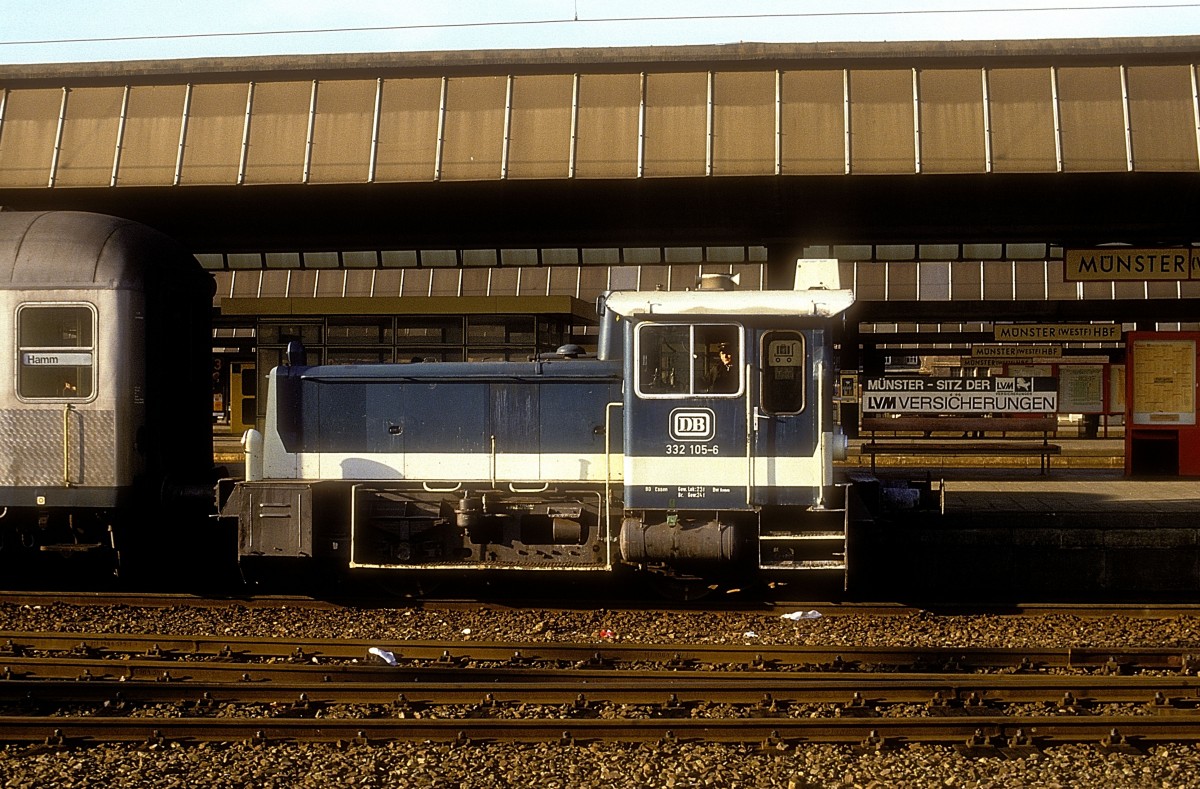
16,304 -> 96,399
760,331 -> 805,414
636,323 -> 742,397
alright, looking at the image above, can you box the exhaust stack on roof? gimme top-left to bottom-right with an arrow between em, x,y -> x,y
697,272 -> 740,290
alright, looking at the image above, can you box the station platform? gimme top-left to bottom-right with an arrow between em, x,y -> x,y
217,432 -> 1190,515
842,437 -> 1125,471
216,435 -> 1131,468
217,433 -> 1193,517
212,430 -> 1198,599
843,449 -> 1200,601
213,434 -> 246,467
840,437 -> 1200,519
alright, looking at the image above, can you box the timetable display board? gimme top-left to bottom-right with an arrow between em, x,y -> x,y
1130,339 -> 1196,426
1058,365 -> 1105,414
1108,364 -> 1125,414
1006,364 -> 1054,378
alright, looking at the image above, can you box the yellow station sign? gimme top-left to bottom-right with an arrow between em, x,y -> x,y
994,324 -> 1121,342
970,344 -> 1063,359
1066,249 -> 1200,281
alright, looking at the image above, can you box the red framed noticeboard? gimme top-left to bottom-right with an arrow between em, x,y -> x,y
1125,332 -> 1200,476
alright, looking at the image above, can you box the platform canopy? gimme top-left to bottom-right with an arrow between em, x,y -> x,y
2,37 -> 1200,255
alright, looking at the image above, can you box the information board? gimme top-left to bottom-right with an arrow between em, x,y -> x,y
1006,364 -> 1054,378
1058,365 -> 1105,414
970,345 -> 1061,360
994,324 -> 1120,341
863,376 -> 1058,413
1130,339 -> 1196,425
1109,364 -> 1125,414
1065,249 -> 1200,281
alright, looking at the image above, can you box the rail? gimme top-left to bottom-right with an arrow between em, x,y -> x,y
3,659 -> 1200,705
9,715 -> 1200,747
3,635 -> 1200,747
1,631 -> 1194,671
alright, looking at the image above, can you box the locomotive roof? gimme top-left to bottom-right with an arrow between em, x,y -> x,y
0,211 -> 193,288
603,288 -> 855,318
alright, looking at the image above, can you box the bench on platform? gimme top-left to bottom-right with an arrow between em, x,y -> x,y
859,415 -> 1061,474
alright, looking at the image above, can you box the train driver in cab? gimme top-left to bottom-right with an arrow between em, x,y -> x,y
708,343 -> 738,393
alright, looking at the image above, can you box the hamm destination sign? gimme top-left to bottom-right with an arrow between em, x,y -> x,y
864,376 -> 1058,413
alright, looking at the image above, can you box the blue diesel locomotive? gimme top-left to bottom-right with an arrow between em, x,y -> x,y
226,263 -> 856,587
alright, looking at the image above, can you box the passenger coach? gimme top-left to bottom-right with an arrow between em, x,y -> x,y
0,211 -> 212,572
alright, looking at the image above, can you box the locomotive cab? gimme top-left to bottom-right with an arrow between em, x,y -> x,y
608,262 -> 855,581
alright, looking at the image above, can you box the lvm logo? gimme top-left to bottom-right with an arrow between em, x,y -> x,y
670,408 -> 715,442
994,377 -> 1033,393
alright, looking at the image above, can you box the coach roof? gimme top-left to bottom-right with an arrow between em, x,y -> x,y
0,211 -> 192,289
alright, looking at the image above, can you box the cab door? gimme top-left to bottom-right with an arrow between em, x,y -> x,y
750,328 -> 825,506
623,321 -> 751,511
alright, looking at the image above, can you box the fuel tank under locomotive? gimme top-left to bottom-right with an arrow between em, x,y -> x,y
618,512 -> 742,565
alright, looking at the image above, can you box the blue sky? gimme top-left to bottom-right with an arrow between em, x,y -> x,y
3,1 -> 1200,64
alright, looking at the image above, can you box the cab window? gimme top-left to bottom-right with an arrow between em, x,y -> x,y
760,331 -> 805,414
17,304 -> 95,399
636,323 -> 741,397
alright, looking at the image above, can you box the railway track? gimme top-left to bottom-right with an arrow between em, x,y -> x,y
2,660 -> 1200,704
2,630 -> 1198,671
1,630 -> 1199,748
3,590 -> 1199,619
14,716 -> 1200,749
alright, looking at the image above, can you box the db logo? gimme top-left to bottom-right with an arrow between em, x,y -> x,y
670,408 -> 715,441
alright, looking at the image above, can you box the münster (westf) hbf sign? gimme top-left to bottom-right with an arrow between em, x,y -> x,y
1066,249 -> 1200,280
